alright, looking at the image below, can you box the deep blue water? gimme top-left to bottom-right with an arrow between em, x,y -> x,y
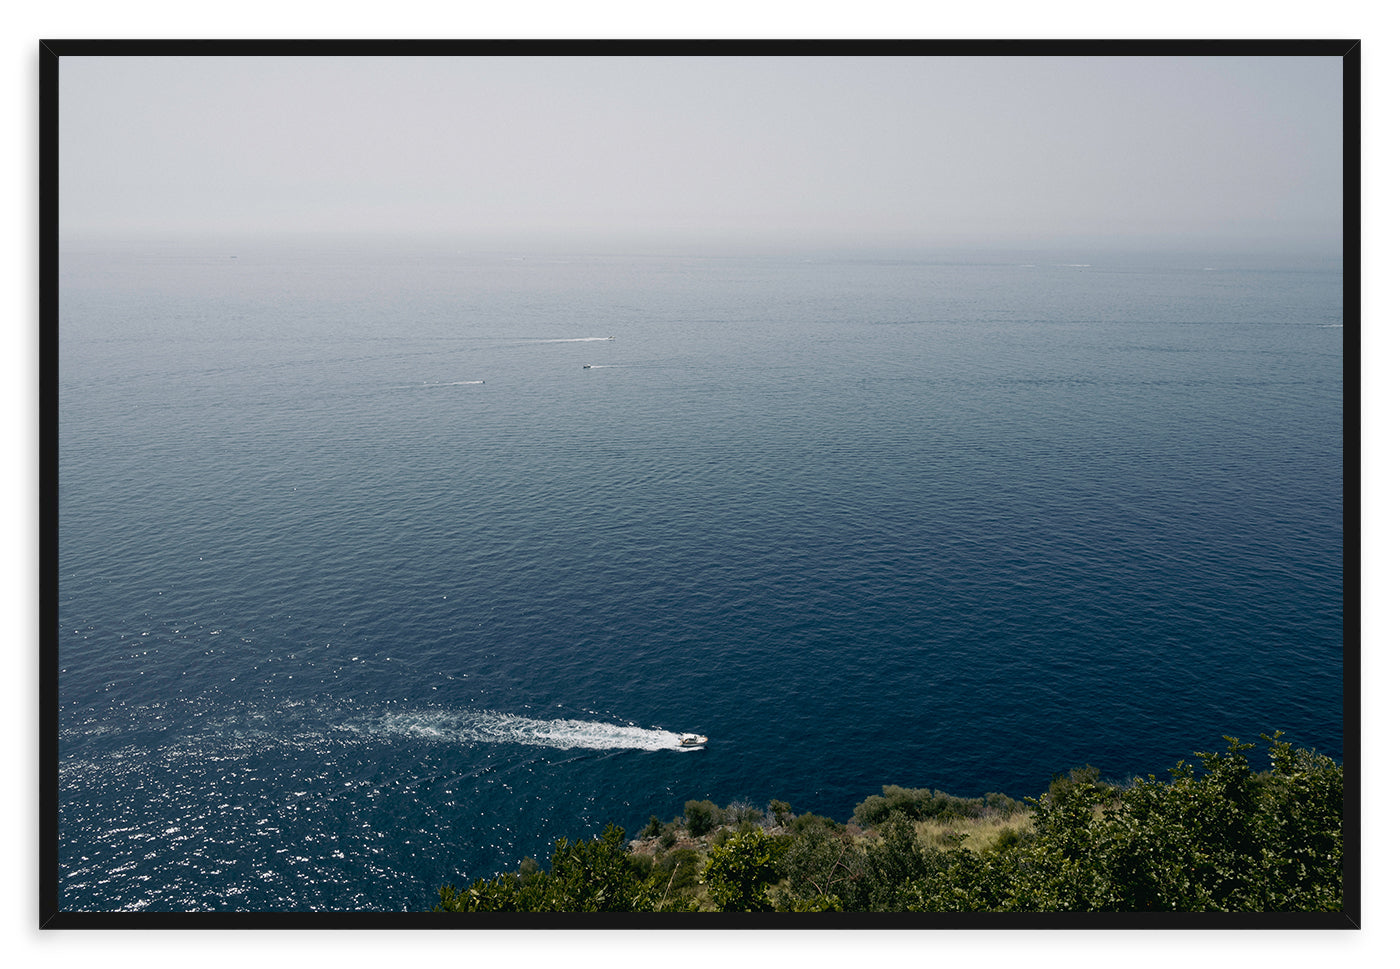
56,240 -> 1344,911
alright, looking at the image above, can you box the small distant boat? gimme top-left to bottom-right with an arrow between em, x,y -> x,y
677,733 -> 707,748
583,364 -> 592,369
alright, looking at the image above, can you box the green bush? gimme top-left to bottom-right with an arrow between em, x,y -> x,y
774,820 -> 863,911
436,824 -> 658,913
981,791 -> 1025,819
652,847 -> 700,884
851,785 -> 991,826
852,785 -> 935,826
1043,765 -> 1119,808
989,826 -> 1026,853
857,813 -> 934,910
1004,734 -> 1344,912
703,828 -> 786,911
685,799 -> 725,837
787,811 -> 842,837
650,848 -> 702,911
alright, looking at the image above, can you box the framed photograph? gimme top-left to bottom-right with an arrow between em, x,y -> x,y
41,40 -> 1358,928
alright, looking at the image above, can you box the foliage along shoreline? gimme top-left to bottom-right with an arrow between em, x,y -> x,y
433,733 -> 1343,914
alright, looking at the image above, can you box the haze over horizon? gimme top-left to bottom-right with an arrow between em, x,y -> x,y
59,54 -> 1343,254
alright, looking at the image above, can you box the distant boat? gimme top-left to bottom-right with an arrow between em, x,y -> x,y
677,733 -> 707,748
583,365 -> 592,369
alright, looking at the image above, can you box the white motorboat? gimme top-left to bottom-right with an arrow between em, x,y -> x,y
677,733 -> 707,748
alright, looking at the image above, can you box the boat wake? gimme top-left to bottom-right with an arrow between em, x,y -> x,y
391,379 -> 486,389
526,337 -> 614,344
378,710 -> 702,751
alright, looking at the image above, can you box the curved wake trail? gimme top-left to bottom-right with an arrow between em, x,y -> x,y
378,710 -> 698,751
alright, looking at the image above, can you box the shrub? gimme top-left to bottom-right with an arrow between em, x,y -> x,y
1013,734 -> 1344,912
929,790 -> 988,822
627,852 -> 655,880
540,824 -> 659,912
855,785 -> 1028,827
989,826 -> 1026,853
787,811 -> 841,837
435,825 -> 656,912
778,892 -> 843,912
852,785 -> 931,825
775,819 -> 863,911
856,813 -> 934,910
654,847 -> 700,885
649,848 -> 702,911
685,799 -> 725,837
703,828 -> 786,911
726,801 -> 763,826
1043,765 -> 1117,807
981,791 -> 1024,818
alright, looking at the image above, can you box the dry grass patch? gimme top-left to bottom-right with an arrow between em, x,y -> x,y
915,810 -> 1035,853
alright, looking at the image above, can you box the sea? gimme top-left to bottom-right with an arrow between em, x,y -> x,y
55,238 -> 1345,912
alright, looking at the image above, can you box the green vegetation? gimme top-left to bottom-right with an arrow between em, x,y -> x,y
851,784 -> 1022,826
683,799 -> 724,837
432,733 -> 1343,913
435,824 -> 659,913
703,827 -> 786,911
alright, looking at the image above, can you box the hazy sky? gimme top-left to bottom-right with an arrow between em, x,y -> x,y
58,54 -> 1344,251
